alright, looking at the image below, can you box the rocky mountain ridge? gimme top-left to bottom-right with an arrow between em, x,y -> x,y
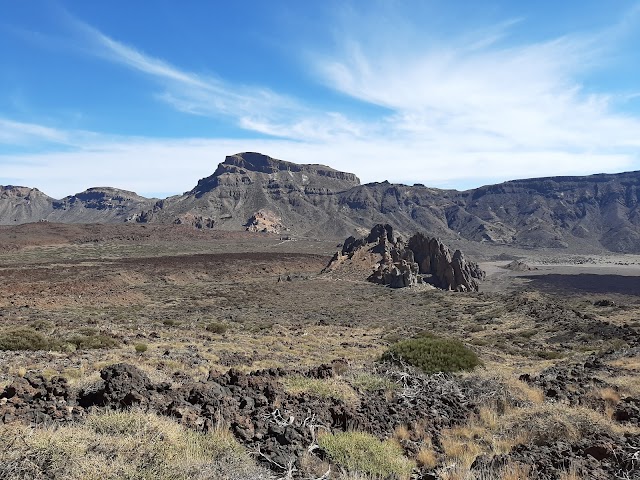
2,152 -> 640,253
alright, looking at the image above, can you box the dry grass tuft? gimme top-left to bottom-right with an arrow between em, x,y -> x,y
440,431 -> 484,470
499,462 -> 532,480
415,446 -> 438,469
499,403 -> 636,445
281,375 -> 359,406
318,430 -> 415,479
597,387 -> 621,404
559,463 -> 582,480
462,366 -> 545,410
590,386 -> 622,419
608,355 -> 640,372
0,409 -> 272,480
437,461 -> 534,480
393,424 -> 411,442
436,395 -> 637,479
603,374 -> 640,399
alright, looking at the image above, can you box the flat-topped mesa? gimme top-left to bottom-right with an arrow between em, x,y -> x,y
190,152 -> 361,196
221,152 -> 360,182
328,224 -> 485,291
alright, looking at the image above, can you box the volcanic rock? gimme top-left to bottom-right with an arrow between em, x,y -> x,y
0,374 -> 78,424
78,363 -> 171,408
327,225 -> 485,291
503,259 -> 536,271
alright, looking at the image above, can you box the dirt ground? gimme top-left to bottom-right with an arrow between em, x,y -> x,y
0,223 -> 638,386
0,223 -> 639,479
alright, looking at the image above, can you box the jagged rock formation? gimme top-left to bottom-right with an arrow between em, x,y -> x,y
244,209 -> 287,233
2,152 -> 640,253
327,224 -> 485,291
172,212 -> 216,229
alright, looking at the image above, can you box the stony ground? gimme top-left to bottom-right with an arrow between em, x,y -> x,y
0,224 -> 639,479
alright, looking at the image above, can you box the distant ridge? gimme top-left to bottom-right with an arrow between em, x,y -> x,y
2,152 -> 639,253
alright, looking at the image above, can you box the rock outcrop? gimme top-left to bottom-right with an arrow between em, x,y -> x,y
244,209 -> 287,233
329,224 -> 485,291
503,259 -> 536,271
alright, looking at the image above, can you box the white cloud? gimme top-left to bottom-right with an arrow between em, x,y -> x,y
0,133 -> 633,198
70,19 -> 365,143
0,118 -> 71,145
2,8 -> 639,197
314,22 -> 640,156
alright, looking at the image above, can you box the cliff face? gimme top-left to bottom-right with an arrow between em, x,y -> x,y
1,153 -> 639,253
135,152 -> 363,237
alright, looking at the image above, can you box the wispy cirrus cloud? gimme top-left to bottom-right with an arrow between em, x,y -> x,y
68,17 -> 368,143
2,5 -> 639,198
0,117 -> 72,145
66,8 -> 640,163
313,11 -> 640,157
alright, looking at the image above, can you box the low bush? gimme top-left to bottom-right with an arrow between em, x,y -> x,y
318,430 -> 414,479
381,335 -> 480,374
282,375 -> 359,405
66,332 -> 119,350
29,320 -> 55,332
134,343 -> 148,353
0,328 -> 50,351
349,372 -> 397,393
205,322 -> 228,334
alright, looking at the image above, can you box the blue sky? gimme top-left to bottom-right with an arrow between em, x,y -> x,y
1,0 -> 640,198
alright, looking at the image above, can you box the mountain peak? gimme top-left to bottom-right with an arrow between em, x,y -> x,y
0,185 -> 49,200
219,152 -> 360,180
222,152 -> 304,174
189,152 -> 360,197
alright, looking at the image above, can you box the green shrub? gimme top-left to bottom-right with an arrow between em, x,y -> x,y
29,320 -> 55,332
282,375 -> 359,405
66,333 -> 119,350
134,343 -> 148,353
536,350 -> 564,360
163,319 -> 180,327
349,372 -> 397,393
318,431 -> 414,478
381,335 -> 480,374
0,328 -> 50,351
205,322 -> 227,334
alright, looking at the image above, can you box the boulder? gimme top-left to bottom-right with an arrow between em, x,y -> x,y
0,374 -> 77,424
78,363 -> 171,409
